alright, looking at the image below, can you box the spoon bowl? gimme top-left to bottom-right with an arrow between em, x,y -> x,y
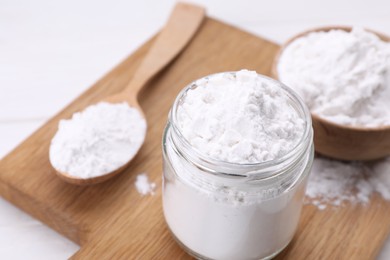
51,3 -> 205,185
272,26 -> 390,161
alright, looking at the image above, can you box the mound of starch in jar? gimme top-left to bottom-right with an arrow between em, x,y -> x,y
177,70 -> 305,163
277,27 -> 390,127
49,102 -> 146,178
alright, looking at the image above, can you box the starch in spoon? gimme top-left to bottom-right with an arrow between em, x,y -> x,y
49,2 -> 205,184
49,102 -> 146,179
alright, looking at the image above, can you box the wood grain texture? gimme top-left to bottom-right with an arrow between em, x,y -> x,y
1,18 -> 390,259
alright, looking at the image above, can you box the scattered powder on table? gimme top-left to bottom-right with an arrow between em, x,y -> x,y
135,173 -> 156,196
177,69 -> 305,163
49,102 -> 146,179
305,157 -> 390,210
278,27 -> 390,127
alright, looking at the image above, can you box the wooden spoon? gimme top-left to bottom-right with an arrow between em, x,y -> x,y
272,26 -> 390,161
53,3 -> 205,185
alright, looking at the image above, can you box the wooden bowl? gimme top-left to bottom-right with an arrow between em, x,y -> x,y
272,26 -> 390,161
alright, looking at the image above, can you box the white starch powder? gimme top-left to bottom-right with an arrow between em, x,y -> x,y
163,70 -> 312,259
278,27 -> 390,127
50,102 -> 146,178
164,171 -> 306,259
135,173 -> 156,196
177,70 -> 305,163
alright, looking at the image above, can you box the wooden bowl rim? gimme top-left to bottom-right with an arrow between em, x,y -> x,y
272,25 -> 390,133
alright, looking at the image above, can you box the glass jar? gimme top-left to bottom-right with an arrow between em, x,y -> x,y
162,72 -> 314,260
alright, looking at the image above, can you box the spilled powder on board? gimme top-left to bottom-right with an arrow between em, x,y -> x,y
135,173 -> 156,196
305,157 -> 390,209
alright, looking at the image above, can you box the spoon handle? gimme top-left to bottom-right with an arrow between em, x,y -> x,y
124,3 -> 205,98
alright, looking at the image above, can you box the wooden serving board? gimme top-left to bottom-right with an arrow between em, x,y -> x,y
1,18 -> 390,259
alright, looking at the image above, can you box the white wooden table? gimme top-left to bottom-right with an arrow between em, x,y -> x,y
1,0 -> 390,258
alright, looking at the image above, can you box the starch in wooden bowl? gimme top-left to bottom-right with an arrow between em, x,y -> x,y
273,26 -> 390,161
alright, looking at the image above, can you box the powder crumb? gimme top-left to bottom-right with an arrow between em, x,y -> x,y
305,157 -> 390,209
317,204 -> 327,211
135,173 -> 156,196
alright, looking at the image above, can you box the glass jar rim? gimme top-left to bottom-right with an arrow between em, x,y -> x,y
168,71 -> 313,179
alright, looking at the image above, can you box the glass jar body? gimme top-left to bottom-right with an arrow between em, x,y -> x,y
162,124 -> 313,260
